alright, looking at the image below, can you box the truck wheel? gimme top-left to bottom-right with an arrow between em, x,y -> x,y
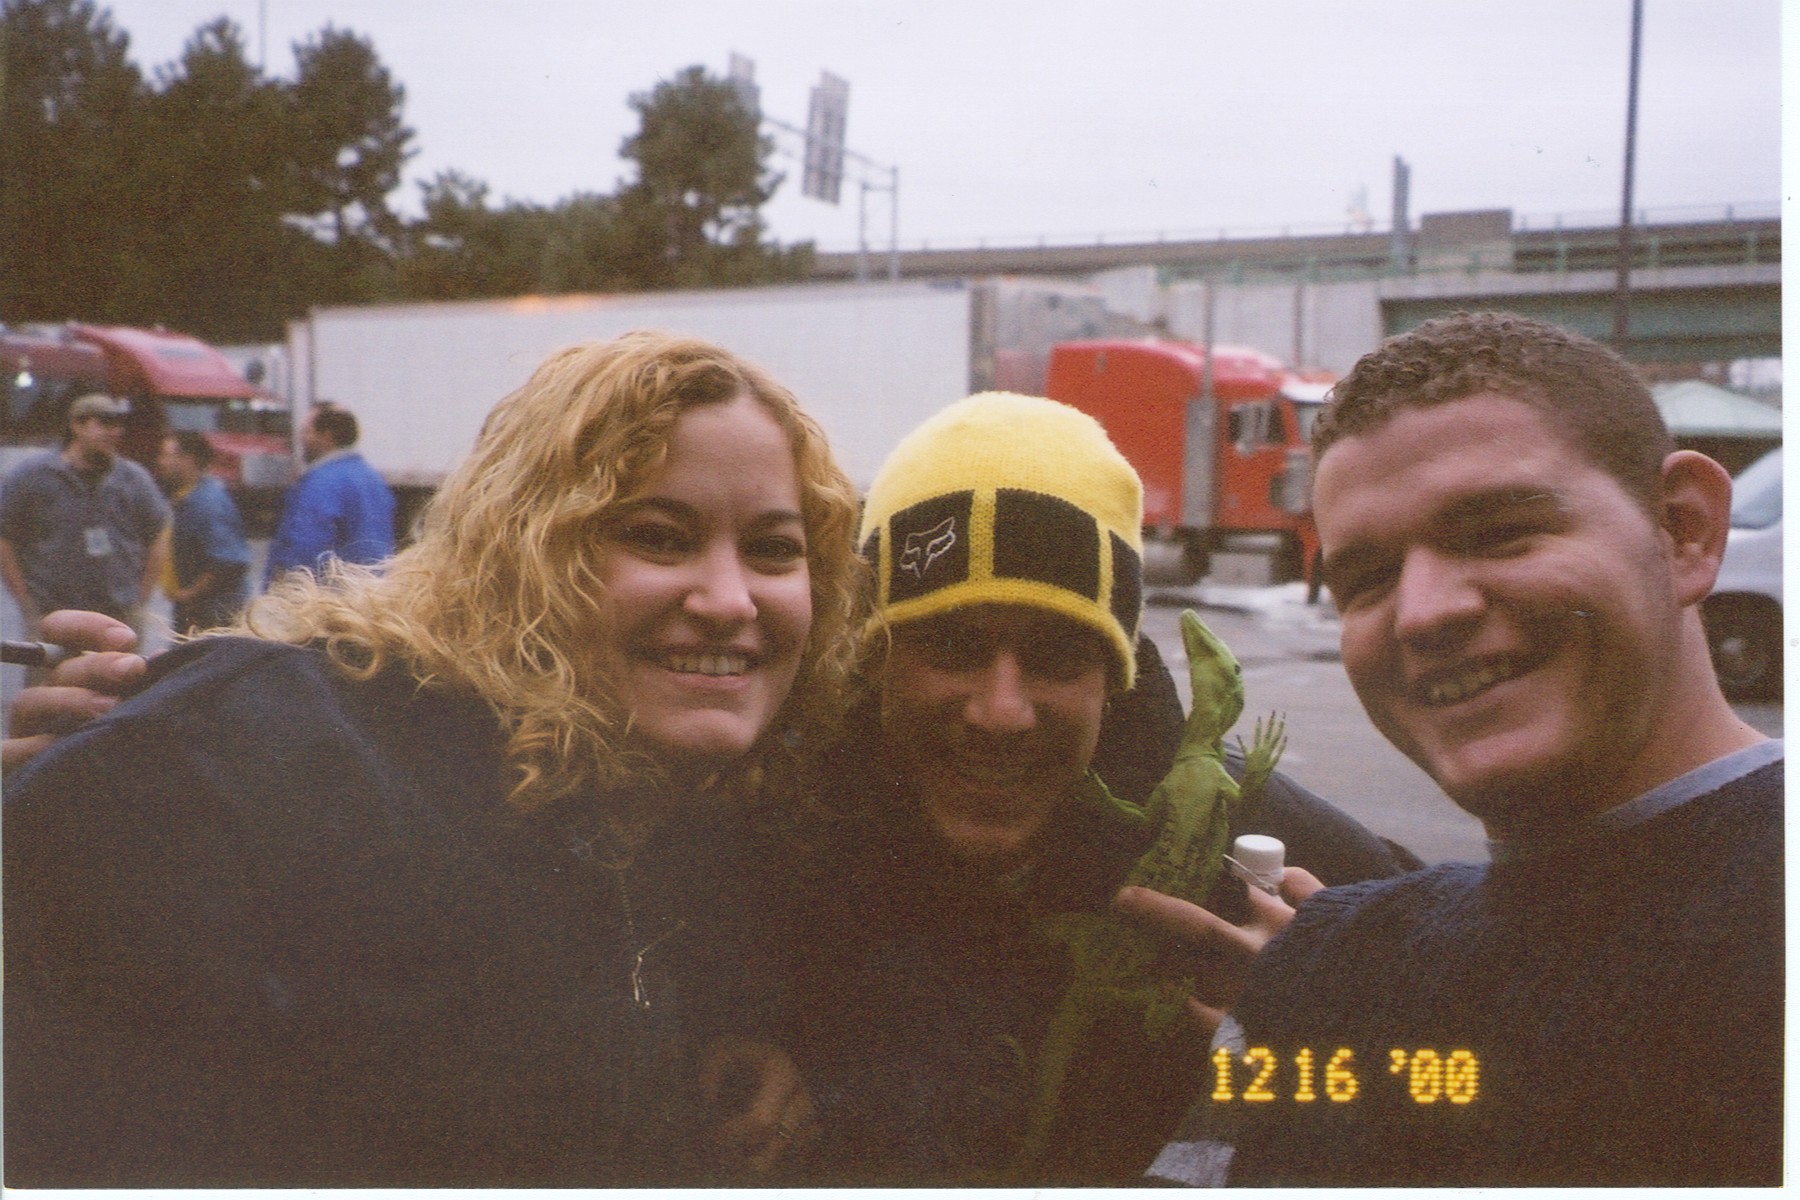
1703,595 -> 1783,703
1178,536 -> 1209,586
1270,537 -> 1305,585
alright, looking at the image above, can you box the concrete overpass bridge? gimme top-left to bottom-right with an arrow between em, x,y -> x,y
811,206 -> 1780,370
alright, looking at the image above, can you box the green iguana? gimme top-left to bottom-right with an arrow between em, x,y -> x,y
1013,608 -> 1286,1177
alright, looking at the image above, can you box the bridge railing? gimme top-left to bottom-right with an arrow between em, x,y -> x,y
803,200 -> 1781,258
1152,234 -> 1780,288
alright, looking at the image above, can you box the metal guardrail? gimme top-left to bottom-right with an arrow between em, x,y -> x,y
802,200 -> 1780,257
807,205 -> 1779,288
1512,200 -> 1781,232
1149,237 -> 1781,289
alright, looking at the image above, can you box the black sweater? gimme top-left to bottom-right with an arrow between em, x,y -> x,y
773,634 -> 1422,1184
1225,750 -> 1784,1186
5,638 -> 779,1187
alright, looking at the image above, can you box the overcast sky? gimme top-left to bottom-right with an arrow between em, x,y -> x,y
98,0 -> 1781,253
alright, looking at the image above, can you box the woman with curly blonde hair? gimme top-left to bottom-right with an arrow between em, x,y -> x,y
248,331 -> 866,814
6,332 -> 865,1188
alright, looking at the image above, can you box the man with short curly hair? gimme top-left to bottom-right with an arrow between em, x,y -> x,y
1313,310 -> 1674,510
1216,312 -> 1781,1186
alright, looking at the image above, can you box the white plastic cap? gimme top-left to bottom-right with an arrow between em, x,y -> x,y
1230,834 -> 1286,890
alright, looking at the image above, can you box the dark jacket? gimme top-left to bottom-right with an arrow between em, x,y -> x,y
773,634 -> 1421,1185
1227,753 -> 1784,1186
5,638 -> 779,1188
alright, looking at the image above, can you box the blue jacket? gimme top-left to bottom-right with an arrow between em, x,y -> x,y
265,450 -> 395,583
169,474 -> 251,630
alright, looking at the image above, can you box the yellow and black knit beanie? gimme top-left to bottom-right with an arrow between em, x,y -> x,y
859,391 -> 1144,688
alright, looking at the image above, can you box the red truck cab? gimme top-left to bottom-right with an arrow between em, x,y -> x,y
1044,338 -> 1325,585
2,323 -> 294,531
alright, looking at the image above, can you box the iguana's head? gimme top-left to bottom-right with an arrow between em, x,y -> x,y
1179,609 -> 1245,746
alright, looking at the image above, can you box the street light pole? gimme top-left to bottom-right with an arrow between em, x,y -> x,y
1612,0 -> 1644,350
762,112 -> 900,280
887,165 -> 900,281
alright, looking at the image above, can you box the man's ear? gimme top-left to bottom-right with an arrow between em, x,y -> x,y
1657,450 -> 1734,607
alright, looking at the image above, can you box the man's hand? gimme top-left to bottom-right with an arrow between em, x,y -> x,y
3,611 -> 146,771
698,1034 -> 817,1179
1113,866 -> 1324,1040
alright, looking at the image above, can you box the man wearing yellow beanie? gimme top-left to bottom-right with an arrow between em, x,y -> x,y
860,392 -> 1145,687
782,393 -> 1417,1184
855,392 -> 1147,861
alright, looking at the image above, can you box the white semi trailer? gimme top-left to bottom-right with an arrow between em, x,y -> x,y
285,278 -> 1126,521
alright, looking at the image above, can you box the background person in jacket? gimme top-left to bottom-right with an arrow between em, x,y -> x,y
0,392 -> 169,640
4,333 -> 864,1187
1184,313 -> 1781,1187
155,431 -> 252,633
774,393 -> 1417,1186
264,404 -> 396,583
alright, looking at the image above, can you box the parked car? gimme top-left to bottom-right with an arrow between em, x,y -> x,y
1704,446 -> 1783,702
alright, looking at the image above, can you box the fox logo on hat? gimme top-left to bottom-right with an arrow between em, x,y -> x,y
899,517 -> 957,581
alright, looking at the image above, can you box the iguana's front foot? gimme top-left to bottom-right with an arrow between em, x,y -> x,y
1237,713 -> 1288,796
